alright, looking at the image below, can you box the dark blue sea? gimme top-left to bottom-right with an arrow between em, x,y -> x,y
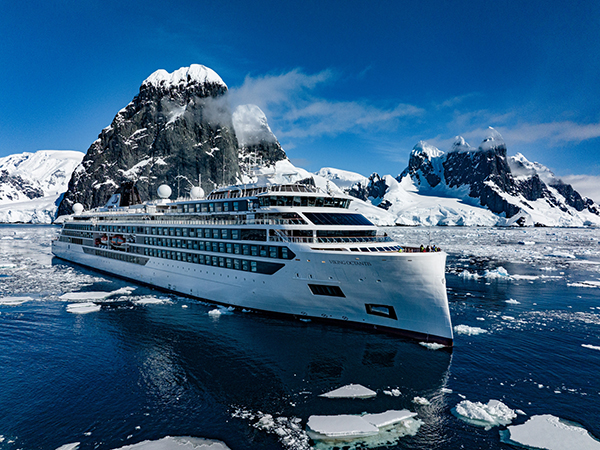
1,225 -> 599,450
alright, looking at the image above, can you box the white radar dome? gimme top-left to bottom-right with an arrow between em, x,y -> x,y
157,184 -> 172,199
190,186 -> 204,199
72,203 -> 84,215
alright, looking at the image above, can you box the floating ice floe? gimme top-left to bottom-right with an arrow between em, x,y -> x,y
231,408 -> 309,449
453,325 -> 489,336
420,341 -> 447,350
307,409 -> 418,440
582,344 -> 600,351
55,444 -> 80,450
412,396 -> 430,406
505,299 -> 521,304
320,384 -> 377,399
383,389 -> 401,397
60,286 -> 135,301
66,302 -> 101,314
0,261 -> 18,269
452,399 -> 516,430
133,296 -> 172,305
568,281 -> 600,288
484,267 -> 510,279
208,306 -> 234,316
108,436 -> 232,449
500,414 -> 600,450
0,296 -> 34,306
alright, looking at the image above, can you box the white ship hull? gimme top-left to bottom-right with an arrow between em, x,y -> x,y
52,239 -> 453,345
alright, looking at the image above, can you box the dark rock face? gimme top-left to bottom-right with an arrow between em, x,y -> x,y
58,66 -> 287,216
0,172 -> 44,201
348,173 -> 389,207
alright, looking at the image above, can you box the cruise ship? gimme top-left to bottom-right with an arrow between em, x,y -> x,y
52,181 -> 453,345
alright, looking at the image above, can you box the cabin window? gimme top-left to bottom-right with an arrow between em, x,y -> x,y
251,261 -> 257,272
219,242 -> 225,253
226,243 -> 233,253
231,229 -> 239,240
233,201 -> 239,211
221,229 -> 229,239
269,246 -> 278,258
242,244 -> 250,255
251,245 -> 258,256
223,202 -> 230,212
234,244 -> 241,254
212,229 -> 220,239
260,246 -> 268,257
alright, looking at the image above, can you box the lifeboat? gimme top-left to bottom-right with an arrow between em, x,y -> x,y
110,235 -> 126,247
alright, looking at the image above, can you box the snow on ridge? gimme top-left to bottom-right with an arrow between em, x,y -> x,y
479,126 -> 506,151
412,141 -> 444,159
508,152 -> 558,185
143,64 -> 227,89
449,136 -> 473,153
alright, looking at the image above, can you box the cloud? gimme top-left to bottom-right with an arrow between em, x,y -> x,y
228,68 -> 424,142
561,175 -> 600,203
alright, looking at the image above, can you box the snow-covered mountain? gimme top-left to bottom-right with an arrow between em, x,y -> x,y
0,150 -> 84,223
58,65 -> 287,216
320,128 -> 600,227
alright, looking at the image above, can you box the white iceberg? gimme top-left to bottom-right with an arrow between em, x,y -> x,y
307,409 -> 417,440
307,415 -> 379,438
0,296 -> 33,306
453,325 -> 488,336
319,384 -> 377,399
109,436 -> 231,449
133,296 -> 172,305
412,396 -> 431,406
60,287 -> 135,301
66,302 -> 101,314
452,399 -> 516,430
501,414 -> 600,450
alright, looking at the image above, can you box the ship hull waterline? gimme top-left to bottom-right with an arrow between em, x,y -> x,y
52,240 -> 453,346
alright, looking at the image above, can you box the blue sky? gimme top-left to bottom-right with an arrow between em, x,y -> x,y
2,0 -> 599,196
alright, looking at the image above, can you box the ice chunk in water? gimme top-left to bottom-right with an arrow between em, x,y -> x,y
0,296 -> 33,306
320,384 -> 377,399
307,415 -> 379,438
582,344 -> 600,351
412,397 -> 430,406
55,444 -> 80,450
501,414 -> 600,450
109,436 -> 232,449
454,325 -> 488,335
420,342 -> 447,350
362,410 -> 417,428
66,302 -> 101,314
60,287 -> 135,301
452,399 -> 516,430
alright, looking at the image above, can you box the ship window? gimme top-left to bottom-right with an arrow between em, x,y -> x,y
209,203 -> 215,212
281,247 -> 288,259
259,246 -> 267,257
233,201 -> 239,211
304,213 -> 374,226
226,243 -> 233,253
189,229 -> 196,237
231,229 -> 239,240
240,229 -> 267,241
212,256 -> 218,266
242,244 -> 250,255
193,241 -> 199,250
215,202 -> 222,212
234,259 -> 240,270
234,244 -> 241,254
182,228 -> 189,237
219,242 -> 225,253
176,228 -> 182,237
308,284 -> 345,297
201,204 -> 208,213
186,253 -> 192,262
212,229 -> 220,239
212,242 -> 219,252
365,304 -> 398,320
188,240 -> 193,248
221,229 -> 229,239
226,258 -> 232,269
183,204 -> 189,213
251,261 -> 257,272
169,228 -> 175,236
224,202 -> 230,212
193,255 -> 199,263
219,257 -> 225,267
198,242 -> 205,251
315,197 -> 324,207
242,260 -> 249,271
251,246 -> 258,256
269,246 -> 278,258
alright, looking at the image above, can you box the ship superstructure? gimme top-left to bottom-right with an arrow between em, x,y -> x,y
52,182 -> 453,345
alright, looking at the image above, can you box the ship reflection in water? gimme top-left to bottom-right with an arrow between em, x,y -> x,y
97,298 -> 453,449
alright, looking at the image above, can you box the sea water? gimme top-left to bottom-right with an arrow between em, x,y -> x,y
1,225 -> 599,450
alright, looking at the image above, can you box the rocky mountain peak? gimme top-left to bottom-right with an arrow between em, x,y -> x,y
58,65 -> 286,216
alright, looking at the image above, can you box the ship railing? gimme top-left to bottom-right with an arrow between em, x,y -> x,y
267,235 -> 393,244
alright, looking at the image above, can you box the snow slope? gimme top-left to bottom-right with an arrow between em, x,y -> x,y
0,150 -> 84,223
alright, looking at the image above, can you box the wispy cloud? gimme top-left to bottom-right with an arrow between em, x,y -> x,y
561,174 -> 600,202
228,68 -> 424,141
